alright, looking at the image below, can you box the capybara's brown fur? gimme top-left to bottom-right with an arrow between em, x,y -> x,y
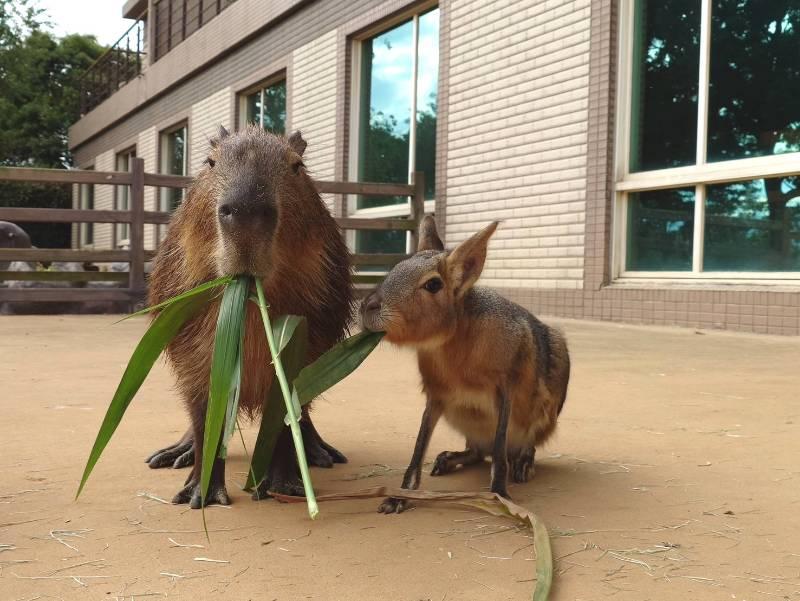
146,126 -> 353,507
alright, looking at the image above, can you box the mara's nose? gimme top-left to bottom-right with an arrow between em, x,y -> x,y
361,293 -> 381,315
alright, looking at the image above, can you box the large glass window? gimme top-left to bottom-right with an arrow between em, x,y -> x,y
353,7 -> 439,255
620,1 -> 800,277
160,124 -> 187,212
115,148 -> 136,247
629,0 -> 699,172
241,78 -> 286,134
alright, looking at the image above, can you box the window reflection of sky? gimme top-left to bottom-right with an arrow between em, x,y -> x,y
368,10 -> 439,137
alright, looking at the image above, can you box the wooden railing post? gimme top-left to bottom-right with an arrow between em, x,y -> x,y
129,157 -> 146,309
409,171 -> 425,251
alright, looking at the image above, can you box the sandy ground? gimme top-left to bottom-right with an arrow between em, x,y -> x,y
1,315 -> 799,601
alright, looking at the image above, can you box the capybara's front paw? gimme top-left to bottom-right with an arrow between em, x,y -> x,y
378,496 -> 410,514
173,480 -> 230,509
146,439 -> 194,469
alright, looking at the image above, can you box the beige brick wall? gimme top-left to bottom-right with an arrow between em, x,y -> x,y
137,126 -> 159,249
92,149 -> 116,249
189,87 -> 234,175
291,29 -> 338,211
445,0 -> 591,290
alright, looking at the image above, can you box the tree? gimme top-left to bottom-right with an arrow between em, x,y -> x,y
0,0 -> 104,247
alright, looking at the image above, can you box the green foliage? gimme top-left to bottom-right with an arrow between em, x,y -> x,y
76,279 -> 227,499
245,315 -> 309,493
200,277 -> 249,505
0,0 -> 105,247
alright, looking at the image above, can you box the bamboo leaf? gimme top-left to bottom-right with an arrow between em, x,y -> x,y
294,330 -> 384,406
270,486 -> 553,601
117,276 -> 233,322
76,286 -> 218,498
200,276 -> 249,505
219,318 -> 245,460
254,282 -> 318,518
245,316 -> 308,492
245,328 -> 384,492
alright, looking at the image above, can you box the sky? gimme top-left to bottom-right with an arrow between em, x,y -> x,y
37,0 -> 129,46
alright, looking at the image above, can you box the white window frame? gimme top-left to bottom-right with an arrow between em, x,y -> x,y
614,0 -> 800,283
79,170 -> 94,248
158,122 -> 188,240
347,2 -> 438,253
238,74 -> 286,132
114,147 -> 136,248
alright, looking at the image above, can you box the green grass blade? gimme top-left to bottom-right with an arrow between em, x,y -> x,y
200,276 -> 249,505
117,276 -> 233,322
220,323 -> 245,460
76,286 -> 217,498
245,316 -> 308,492
294,330 -> 385,406
254,281 -> 318,518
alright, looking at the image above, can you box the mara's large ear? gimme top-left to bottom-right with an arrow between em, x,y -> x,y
417,215 -> 444,252
446,221 -> 498,298
209,125 -> 230,149
288,130 -> 307,157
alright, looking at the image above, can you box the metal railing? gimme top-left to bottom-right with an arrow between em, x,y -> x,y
80,18 -> 146,115
153,0 -> 237,62
0,161 -> 425,310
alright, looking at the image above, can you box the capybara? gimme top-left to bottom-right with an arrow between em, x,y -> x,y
146,125 -> 353,507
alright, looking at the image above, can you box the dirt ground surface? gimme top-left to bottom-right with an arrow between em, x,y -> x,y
1,315 -> 799,601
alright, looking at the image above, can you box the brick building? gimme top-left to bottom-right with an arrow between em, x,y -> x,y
69,0 -> 800,334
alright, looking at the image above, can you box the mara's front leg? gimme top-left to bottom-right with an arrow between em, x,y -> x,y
379,398 -> 442,514
490,385 -> 512,499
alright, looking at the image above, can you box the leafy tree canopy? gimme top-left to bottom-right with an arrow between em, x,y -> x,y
0,0 -> 105,246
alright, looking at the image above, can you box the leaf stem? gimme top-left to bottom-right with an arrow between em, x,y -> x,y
254,280 -> 318,519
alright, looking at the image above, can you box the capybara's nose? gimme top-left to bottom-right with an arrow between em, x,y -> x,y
218,197 -> 276,230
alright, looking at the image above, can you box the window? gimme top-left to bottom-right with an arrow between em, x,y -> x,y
350,6 -> 439,255
617,1 -> 800,278
160,124 -> 187,212
115,147 -> 136,247
79,168 -> 95,246
240,78 -> 286,134
158,124 -> 187,241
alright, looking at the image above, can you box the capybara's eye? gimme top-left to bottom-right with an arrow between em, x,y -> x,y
205,157 -> 216,168
291,159 -> 304,175
423,277 -> 444,294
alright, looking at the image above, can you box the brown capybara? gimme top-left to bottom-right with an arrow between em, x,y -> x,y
146,125 -> 353,508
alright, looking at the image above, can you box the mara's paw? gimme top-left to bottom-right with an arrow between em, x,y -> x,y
378,496 -> 410,514
430,451 -> 458,476
510,450 -> 535,484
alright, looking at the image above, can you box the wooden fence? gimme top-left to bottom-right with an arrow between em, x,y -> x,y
0,158 -> 424,309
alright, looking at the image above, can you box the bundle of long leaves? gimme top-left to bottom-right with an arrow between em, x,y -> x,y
76,275 -> 383,519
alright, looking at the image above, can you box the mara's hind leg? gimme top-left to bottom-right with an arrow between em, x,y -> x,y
510,446 -> 536,483
430,444 -> 484,476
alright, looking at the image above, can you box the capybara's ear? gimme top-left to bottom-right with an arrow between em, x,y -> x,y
288,130 -> 307,157
417,215 -> 444,252
210,125 -> 230,149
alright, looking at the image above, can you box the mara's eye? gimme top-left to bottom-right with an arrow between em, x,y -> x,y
291,159 -> 304,175
205,157 -> 215,168
423,277 -> 443,294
